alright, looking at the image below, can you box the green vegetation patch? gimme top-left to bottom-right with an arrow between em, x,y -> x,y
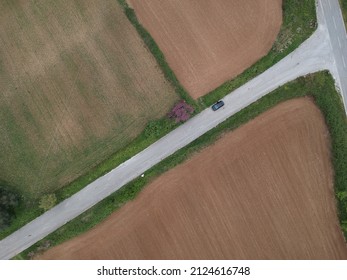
340,0 -> 347,27
16,71 -> 347,259
0,184 -> 21,231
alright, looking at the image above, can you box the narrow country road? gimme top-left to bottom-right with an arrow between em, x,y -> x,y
0,0 -> 346,259
320,0 -> 347,112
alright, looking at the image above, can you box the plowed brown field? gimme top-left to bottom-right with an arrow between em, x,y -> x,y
39,98 -> 347,259
127,0 -> 282,98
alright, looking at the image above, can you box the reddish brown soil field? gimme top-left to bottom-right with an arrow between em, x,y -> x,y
39,98 -> 347,259
127,0 -> 282,98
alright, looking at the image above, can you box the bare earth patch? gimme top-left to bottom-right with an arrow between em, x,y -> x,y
38,98 -> 347,259
128,0 -> 282,98
0,0 -> 178,196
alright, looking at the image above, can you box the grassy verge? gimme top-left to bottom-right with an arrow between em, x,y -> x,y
116,0 -> 197,109
340,0 -> 347,28
16,71 -> 347,259
200,0 -> 317,106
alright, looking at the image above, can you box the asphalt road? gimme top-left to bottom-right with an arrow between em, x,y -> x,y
0,0 -> 346,259
320,0 -> 347,112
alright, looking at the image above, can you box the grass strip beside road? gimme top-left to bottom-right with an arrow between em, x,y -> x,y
16,71 -> 347,259
200,0 -> 317,107
340,0 -> 347,28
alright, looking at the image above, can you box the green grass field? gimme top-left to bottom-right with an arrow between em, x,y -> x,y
0,0 -> 178,198
16,71 -> 347,259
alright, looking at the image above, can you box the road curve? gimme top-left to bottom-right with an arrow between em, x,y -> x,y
0,0 -> 346,259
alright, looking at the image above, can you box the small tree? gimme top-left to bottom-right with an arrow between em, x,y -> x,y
342,221 -> 347,235
144,120 -> 163,138
337,191 -> 347,200
0,210 -> 11,231
168,100 -> 194,123
0,185 -> 20,230
39,194 -> 57,212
